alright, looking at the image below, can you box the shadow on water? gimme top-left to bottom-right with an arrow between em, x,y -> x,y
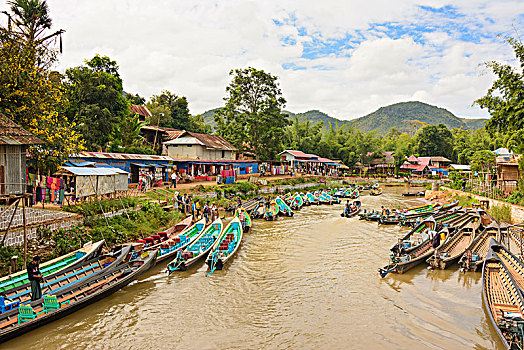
3,185 -> 503,349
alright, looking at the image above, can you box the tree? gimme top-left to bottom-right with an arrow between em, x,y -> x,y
63,55 -> 129,151
415,124 -> 453,158
470,150 -> 496,174
215,67 -> 289,160
125,92 -> 146,105
149,91 -> 191,130
0,0 -> 83,172
284,117 -> 323,155
475,37 -> 524,149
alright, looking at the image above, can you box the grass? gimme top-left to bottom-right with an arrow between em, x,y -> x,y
489,204 -> 514,224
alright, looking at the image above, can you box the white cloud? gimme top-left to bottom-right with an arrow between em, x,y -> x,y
41,0 -> 524,120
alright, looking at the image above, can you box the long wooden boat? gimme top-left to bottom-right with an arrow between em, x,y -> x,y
390,218 -> 437,254
234,206 -> 252,233
440,200 -> 459,211
341,200 -> 361,218
490,239 -> 524,295
0,240 -> 105,294
205,217 -> 243,275
300,193 -> 311,206
264,200 -> 279,221
402,191 -> 425,197
139,216 -> 193,252
458,222 -> 500,272
379,227 -> 447,277
0,248 -> 157,343
168,218 -> 223,272
427,213 -> 481,269
275,197 -> 294,217
252,200 -> 266,219
291,194 -> 303,210
370,188 -> 383,196
349,189 -> 359,199
143,218 -> 206,264
359,210 -> 381,221
0,245 -> 131,312
482,241 -> 524,350
306,192 -> 319,205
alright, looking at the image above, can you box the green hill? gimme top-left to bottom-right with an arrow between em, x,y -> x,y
349,101 -> 485,134
199,101 -> 487,134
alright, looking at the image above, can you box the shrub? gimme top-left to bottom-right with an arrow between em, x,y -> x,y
489,204 -> 513,224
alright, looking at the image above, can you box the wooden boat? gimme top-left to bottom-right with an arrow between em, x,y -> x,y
359,210 -> 381,221
275,197 -> 294,217
291,194 -> 303,210
427,213 -> 481,269
379,213 -> 403,225
234,206 -> 252,233
349,189 -> 359,199
440,200 -> 459,211
490,239 -> 524,295
252,200 -> 266,219
139,216 -> 193,252
0,240 -> 105,294
341,200 -> 361,218
300,193 -> 311,206
264,200 -> 279,221
370,188 -> 383,196
206,217 -> 243,275
0,245 -> 131,311
317,192 -> 332,204
334,189 -> 345,197
482,241 -> 524,350
143,218 -> 206,264
306,192 -> 319,205
458,222 -> 500,272
402,191 -> 425,197
167,218 -> 223,272
0,248 -> 157,343
379,227 -> 447,277
390,218 -> 437,254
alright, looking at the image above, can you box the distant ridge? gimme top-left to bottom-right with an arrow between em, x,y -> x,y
200,101 -> 486,134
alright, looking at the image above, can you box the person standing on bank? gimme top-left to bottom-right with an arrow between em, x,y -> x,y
170,171 -> 177,189
28,256 -> 43,301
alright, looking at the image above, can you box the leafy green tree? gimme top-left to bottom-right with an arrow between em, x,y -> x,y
470,150 -> 496,173
63,55 -> 129,151
475,37 -> 523,137
125,92 -> 146,105
0,0 -> 83,172
149,90 -> 191,130
215,67 -> 289,160
284,117 -> 323,155
415,124 -> 453,158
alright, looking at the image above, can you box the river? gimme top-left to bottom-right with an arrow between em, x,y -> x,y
5,186 -> 503,349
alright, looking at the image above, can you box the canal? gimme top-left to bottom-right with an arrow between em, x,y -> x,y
5,186 -> 502,349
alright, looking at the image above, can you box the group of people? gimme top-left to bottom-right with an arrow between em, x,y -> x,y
138,172 -> 158,193
344,200 -> 359,215
174,193 -> 219,224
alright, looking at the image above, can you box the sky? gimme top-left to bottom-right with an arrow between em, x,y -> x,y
39,1 -> 524,119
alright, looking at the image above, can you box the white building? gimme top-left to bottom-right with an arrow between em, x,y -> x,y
164,131 -> 237,160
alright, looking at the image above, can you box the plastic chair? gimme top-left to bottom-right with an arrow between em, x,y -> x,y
43,295 -> 70,314
18,305 -> 45,324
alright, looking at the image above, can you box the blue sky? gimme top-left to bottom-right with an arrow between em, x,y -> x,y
46,0 -> 524,120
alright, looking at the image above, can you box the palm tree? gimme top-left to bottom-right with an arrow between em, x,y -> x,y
8,0 -> 52,45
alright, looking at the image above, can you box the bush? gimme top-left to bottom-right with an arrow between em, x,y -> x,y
506,191 -> 524,206
489,204 -> 513,224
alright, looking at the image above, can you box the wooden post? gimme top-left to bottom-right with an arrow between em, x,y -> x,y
22,195 -> 27,269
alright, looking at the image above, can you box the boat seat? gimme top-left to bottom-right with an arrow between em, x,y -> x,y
18,305 -> 45,324
0,296 -> 19,313
43,295 -> 70,314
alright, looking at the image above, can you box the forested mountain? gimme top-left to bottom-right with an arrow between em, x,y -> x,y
201,101 -> 487,134
349,101 -> 484,134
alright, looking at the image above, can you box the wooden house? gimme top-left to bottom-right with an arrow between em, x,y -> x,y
0,114 -> 42,196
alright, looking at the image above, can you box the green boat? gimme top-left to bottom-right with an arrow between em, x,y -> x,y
265,200 -> 279,220
168,218 -> 223,272
234,206 -> 252,233
301,193 -> 310,206
291,194 -> 303,210
206,217 -> 243,275
275,197 -> 294,216
0,240 -> 105,295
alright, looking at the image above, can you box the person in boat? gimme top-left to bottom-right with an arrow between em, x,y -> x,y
238,210 -> 246,228
431,230 -> 440,249
28,256 -> 43,301
345,200 -> 350,215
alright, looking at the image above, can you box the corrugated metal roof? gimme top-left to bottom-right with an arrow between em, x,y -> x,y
130,104 -> 152,118
72,151 -> 173,161
278,150 -> 318,159
0,113 -> 43,145
56,166 -> 129,176
164,131 -> 237,151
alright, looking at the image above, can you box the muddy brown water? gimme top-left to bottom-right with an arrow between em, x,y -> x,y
5,186 -> 503,349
